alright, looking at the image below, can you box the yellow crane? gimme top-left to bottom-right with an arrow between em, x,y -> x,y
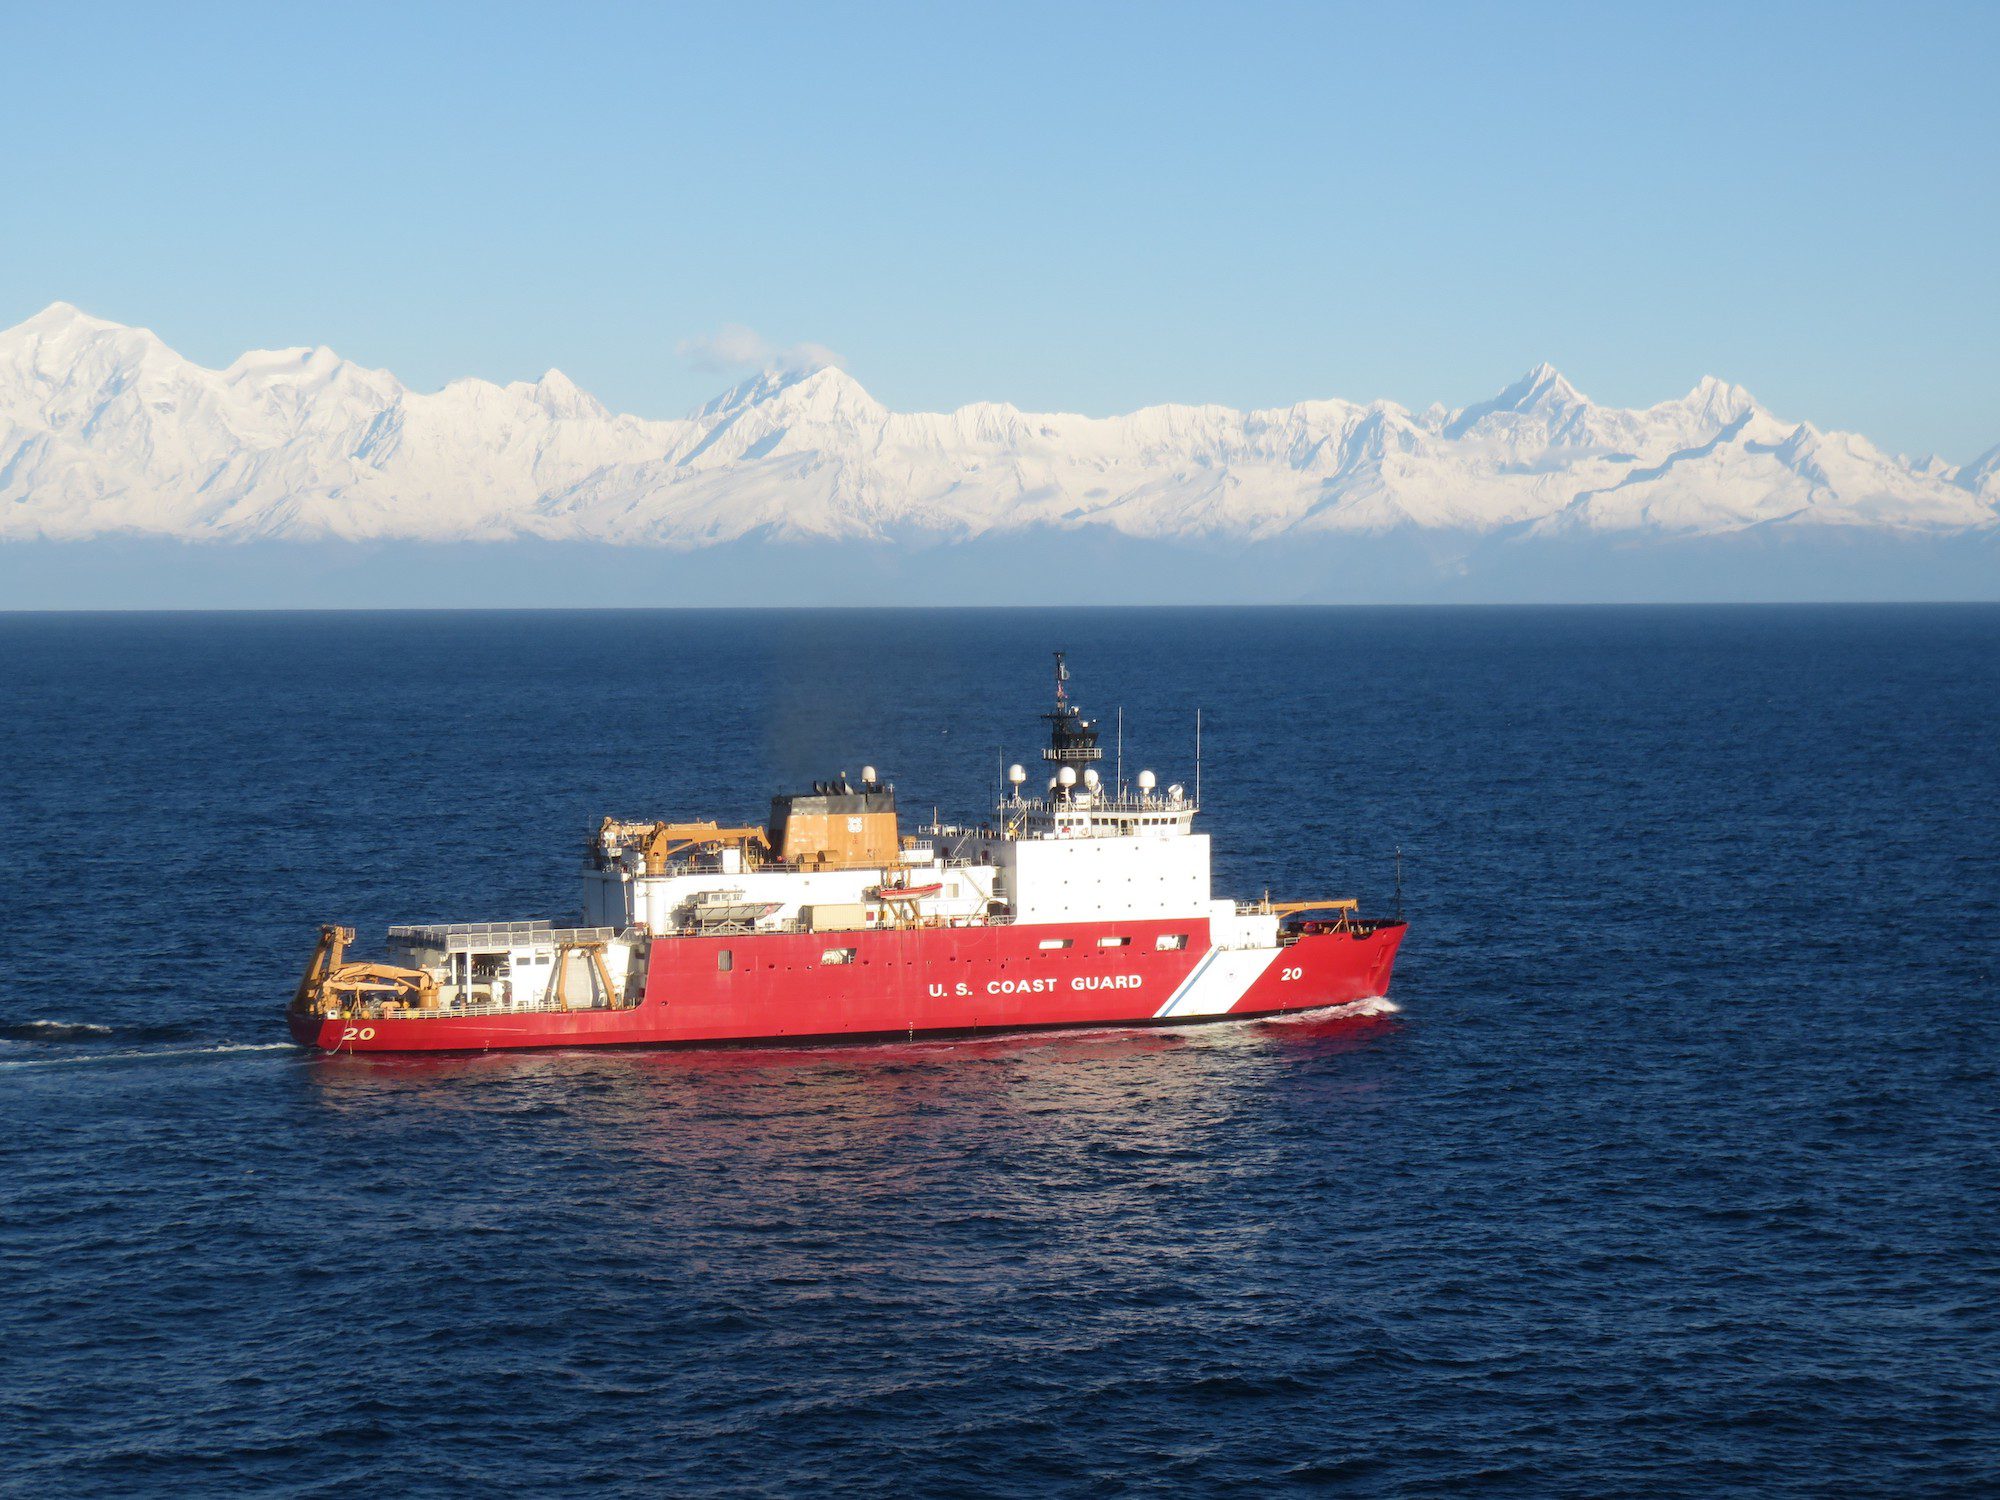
293,923 -> 438,1017
599,818 -> 771,875
1262,898 -> 1359,917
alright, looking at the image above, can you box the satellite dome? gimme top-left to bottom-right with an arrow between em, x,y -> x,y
1137,770 -> 1156,791
1057,766 -> 1077,787
1008,763 -> 1027,785
1083,768 -> 1100,789
861,765 -> 877,783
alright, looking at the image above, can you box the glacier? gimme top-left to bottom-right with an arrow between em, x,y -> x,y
0,301 -> 1994,604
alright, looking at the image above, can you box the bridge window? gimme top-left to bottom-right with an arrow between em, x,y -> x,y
1098,936 -> 1130,948
821,948 -> 857,965
1038,938 -> 1073,950
1156,934 -> 1188,951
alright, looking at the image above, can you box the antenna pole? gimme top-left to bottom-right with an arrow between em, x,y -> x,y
1195,708 -> 1202,808
1116,707 -> 1123,796
1395,846 -> 1404,922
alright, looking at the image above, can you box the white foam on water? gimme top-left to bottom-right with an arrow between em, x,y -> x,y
1257,995 -> 1403,1024
0,1041 -> 297,1070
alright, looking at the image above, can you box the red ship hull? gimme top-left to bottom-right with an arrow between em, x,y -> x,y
290,917 -> 1405,1054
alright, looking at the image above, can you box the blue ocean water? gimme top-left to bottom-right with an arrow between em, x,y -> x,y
1,605 -> 1995,1496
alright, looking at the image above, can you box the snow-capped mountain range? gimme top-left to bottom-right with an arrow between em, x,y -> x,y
2,301 -> 1994,547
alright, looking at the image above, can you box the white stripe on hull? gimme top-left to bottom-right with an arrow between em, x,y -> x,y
1153,945 -> 1279,1018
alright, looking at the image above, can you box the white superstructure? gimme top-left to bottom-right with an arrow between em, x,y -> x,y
582,787 -> 1213,929
577,656 -> 1279,951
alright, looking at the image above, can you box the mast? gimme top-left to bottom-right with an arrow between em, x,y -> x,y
1041,650 -> 1103,801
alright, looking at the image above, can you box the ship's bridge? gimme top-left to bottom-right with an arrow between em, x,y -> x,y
995,786 -> 1197,841
906,652 -> 1214,923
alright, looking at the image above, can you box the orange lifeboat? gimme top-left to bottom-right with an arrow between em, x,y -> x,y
876,881 -> 944,902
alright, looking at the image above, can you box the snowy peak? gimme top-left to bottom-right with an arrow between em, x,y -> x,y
1442,362 -> 1587,439
695,363 -> 875,421
1510,361 -> 1585,408
515,368 -> 608,421
1678,374 -> 1756,421
696,366 -> 813,418
1,301 -> 175,378
0,305 -> 1993,548
1958,441 -> 2000,496
13,300 -> 121,335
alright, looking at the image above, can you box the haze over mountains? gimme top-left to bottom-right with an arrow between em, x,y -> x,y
1,302 -> 1994,604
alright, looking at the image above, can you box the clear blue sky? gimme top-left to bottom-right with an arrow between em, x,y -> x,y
5,1 -> 1995,460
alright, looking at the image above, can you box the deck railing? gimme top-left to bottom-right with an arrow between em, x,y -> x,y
387,922 -> 620,952
347,993 -> 642,1021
